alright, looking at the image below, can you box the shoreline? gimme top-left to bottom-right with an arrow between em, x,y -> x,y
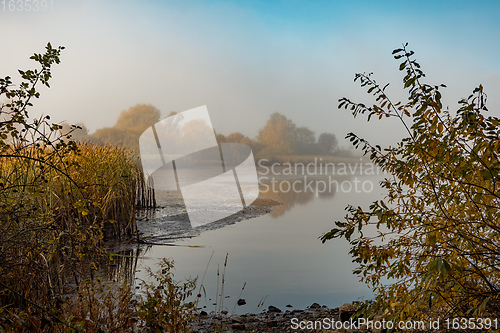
192,303 -> 360,333
135,190 -> 282,245
132,189 -> 371,333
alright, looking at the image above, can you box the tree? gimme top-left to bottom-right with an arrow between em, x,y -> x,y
115,103 -> 161,133
257,112 -> 295,154
225,132 -> 247,143
317,132 -> 338,154
215,133 -> 226,143
93,126 -> 129,146
291,126 -> 316,155
60,121 -> 91,142
321,44 -> 500,321
218,132 -> 264,155
92,103 -> 160,151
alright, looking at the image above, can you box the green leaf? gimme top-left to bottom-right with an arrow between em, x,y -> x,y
481,170 -> 492,180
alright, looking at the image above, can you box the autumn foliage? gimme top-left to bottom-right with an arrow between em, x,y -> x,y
322,44 -> 500,322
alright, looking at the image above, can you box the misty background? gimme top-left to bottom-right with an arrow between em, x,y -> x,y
1,0 -> 500,149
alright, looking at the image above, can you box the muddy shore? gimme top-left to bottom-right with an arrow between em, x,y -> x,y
135,190 -> 282,244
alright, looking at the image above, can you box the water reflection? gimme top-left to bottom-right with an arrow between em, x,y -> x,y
259,176 -> 349,217
119,173 -> 386,313
103,246 -> 143,283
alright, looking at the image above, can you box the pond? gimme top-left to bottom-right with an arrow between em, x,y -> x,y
130,166 -> 387,314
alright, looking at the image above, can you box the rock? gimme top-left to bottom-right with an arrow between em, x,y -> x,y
200,311 -> 208,317
192,305 -> 343,332
237,298 -> 246,306
266,320 -> 278,327
339,303 -> 356,322
309,302 -> 321,309
268,305 -> 282,313
232,316 -> 246,324
231,323 -> 246,330
372,315 -> 387,333
286,304 -> 293,308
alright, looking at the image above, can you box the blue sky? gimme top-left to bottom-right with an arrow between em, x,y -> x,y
2,0 -> 500,146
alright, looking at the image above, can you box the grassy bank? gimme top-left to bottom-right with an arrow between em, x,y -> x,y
0,43 -> 199,332
0,142 -> 155,331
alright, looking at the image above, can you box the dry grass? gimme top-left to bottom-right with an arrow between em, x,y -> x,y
0,141 -> 153,331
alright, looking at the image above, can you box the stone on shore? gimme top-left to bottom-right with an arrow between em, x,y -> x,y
339,302 -> 357,321
309,302 -> 321,309
267,305 -> 282,313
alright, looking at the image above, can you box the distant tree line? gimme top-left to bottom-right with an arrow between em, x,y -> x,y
217,112 -> 340,158
65,107 -> 339,158
254,112 -> 338,157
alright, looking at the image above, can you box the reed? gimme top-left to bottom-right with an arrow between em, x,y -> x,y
0,141 -> 153,329
1,142 -> 151,237
0,43 -> 163,331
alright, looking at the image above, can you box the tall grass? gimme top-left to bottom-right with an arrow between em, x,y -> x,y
0,43 -> 170,331
1,142 -> 150,237
0,141 -> 153,330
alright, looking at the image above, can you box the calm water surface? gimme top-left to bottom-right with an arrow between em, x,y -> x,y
133,172 -> 386,313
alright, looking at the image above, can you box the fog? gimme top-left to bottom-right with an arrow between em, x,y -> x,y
1,0 -> 500,148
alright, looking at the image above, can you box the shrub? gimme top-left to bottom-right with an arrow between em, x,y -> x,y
322,44 -> 500,322
0,43 -> 152,332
